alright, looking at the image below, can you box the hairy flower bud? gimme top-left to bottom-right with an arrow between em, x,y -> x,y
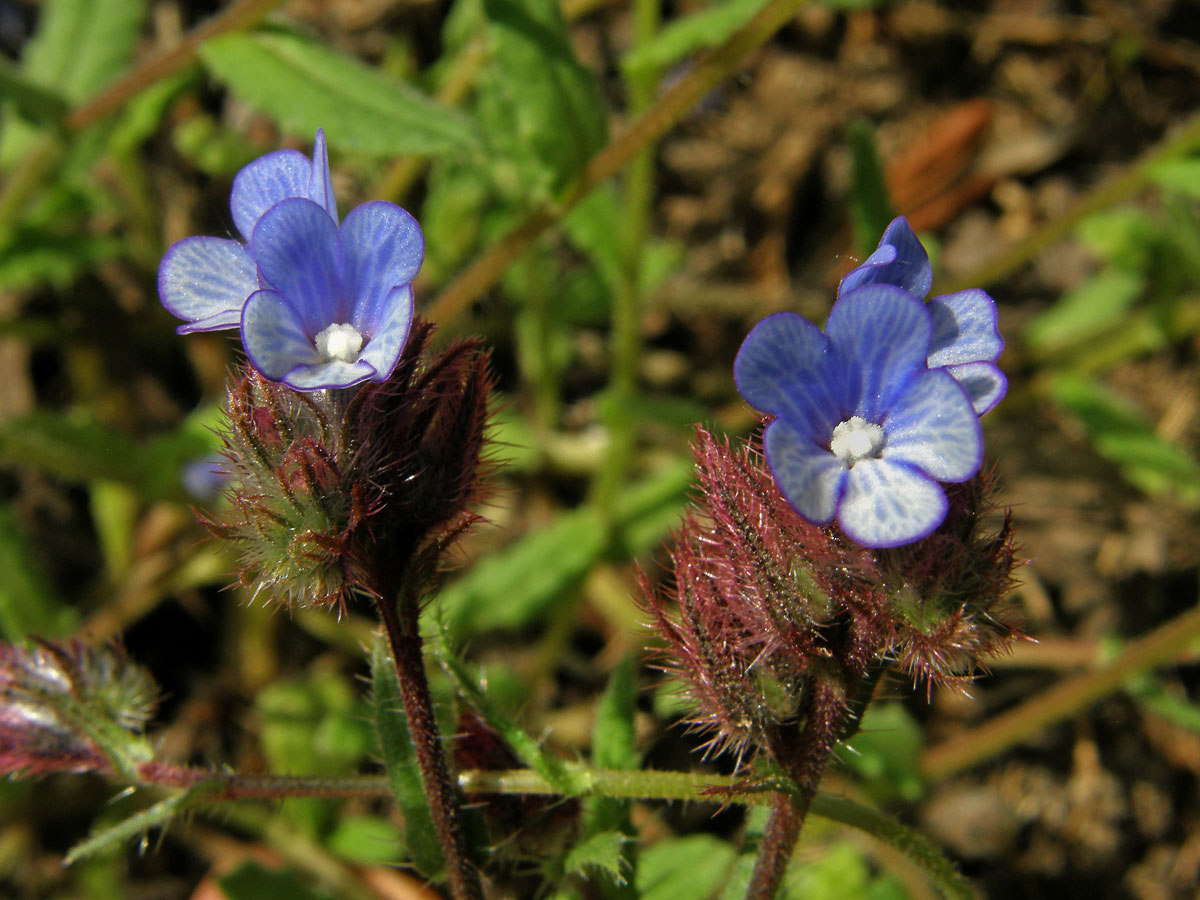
0,640 -> 157,776
205,317 -> 493,612
644,428 -> 1020,765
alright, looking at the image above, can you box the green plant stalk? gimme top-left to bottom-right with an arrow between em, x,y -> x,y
934,106 -> 1200,296
920,602 -> 1200,780
590,0 -> 662,517
428,0 -> 811,326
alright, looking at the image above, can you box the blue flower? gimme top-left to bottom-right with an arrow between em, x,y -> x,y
159,130 -> 338,334
241,197 -> 421,390
158,130 -> 424,391
839,217 -> 1006,415
734,286 -> 984,548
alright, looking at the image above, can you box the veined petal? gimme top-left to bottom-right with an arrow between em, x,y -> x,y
159,236 -> 257,332
251,198 -> 345,334
241,290 -> 322,381
307,129 -> 338,224
230,149 -> 312,240
764,418 -> 847,525
944,361 -> 1007,416
882,369 -> 982,482
341,202 -> 424,332
282,359 -> 376,391
838,217 -> 933,299
837,458 -> 947,548
356,285 -> 415,382
927,289 -> 1003,366
734,312 -> 848,439
826,284 -> 932,420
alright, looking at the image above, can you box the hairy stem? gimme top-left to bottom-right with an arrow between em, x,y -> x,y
746,679 -> 849,900
376,593 -> 483,900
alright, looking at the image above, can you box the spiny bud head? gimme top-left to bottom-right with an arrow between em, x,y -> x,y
0,640 -> 157,776
205,317 -> 493,612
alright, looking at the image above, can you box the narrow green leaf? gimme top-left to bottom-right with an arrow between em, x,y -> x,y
565,830 -> 631,886
369,637 -> 444,879
0,412 -> 215,502
200,30 -> 483,157
438,460 -> 691,639
0,505 -> 76,639
478,0 -> 607,196
809,794 -> 974,900
435,637 -> 586,794
593,656 -> 639,771
0,56 -> 68,127
20,0 -> 146,105
66,789 -> 200,865
1024,268 -> 1145,355
847,119 -> 896,258
1050,372 -> 1200,504
622,0 -> 769,77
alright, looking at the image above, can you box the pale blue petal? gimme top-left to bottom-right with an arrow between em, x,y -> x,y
837,458 -> 947,548
734,312 -> 847,442
230,149 -> 311,240
241,290 -> 322,381
838,217 -> 933,299
159,236 -> 257,332
882,369 -> 982,482
251,198 -> 345,334
944,361 -> 1007,416
283,360 -> 376,391
307,129 -> 338,224
763,418 -> 847,526
927,289 -> 1003,366
357,285 -> 414,381
341,202 -> 424,332
826,285 -> 932,420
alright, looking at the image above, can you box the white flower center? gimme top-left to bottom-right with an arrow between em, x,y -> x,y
830,416 -> 886,467
314,323 -> 364,363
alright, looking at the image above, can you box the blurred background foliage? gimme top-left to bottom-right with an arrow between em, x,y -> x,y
1,0 -> 1200,898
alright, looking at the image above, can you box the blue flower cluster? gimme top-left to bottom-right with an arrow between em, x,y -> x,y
159,131 -> 423,391
735,217 -> 1005,548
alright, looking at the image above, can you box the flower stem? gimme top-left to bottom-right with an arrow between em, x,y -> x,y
746,678 -> 850,900
375,592 -> 483,900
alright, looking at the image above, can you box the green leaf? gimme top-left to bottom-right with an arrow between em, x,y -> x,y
635,835 -> 736,900
20,0 -> 146,105
622,0 -> 770,77
592,656 -> 639,771
438,460 -> 691,638
1024,268 -> 1145,355
1149,157 -> 1200,199
0,230 -> 124,292
199,30 -> 483,157
369,637 -> 445,879
0,56 -> 68,128
325,815 -> 405,866
0,411 -> 215,502
809,794 -> 973,900
435,637 -> 585,794
478,0 -> 607,196
833,702 -> 925,802
782,842 -> 907,900
847,119 -> 896,258
565,830 -> 631,886
0,505 -> 76,639
66,789 -> 200,866
1050,372 -> 1200,504
218,861 -> 336,900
